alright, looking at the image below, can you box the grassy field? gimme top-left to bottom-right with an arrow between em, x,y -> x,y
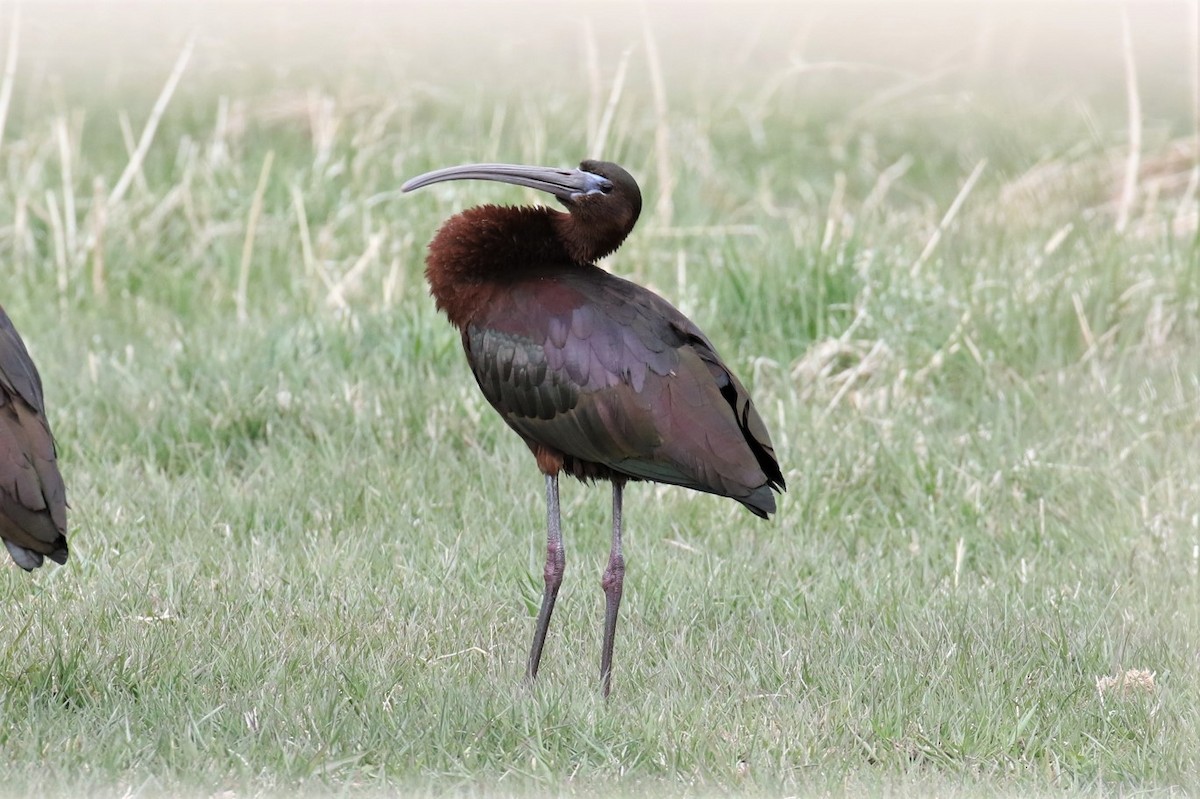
1,2 -> 1198,796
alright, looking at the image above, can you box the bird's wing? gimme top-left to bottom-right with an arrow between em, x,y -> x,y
0,309 -> 48,414
0,308 -> 68,569
464,268 -> 783,515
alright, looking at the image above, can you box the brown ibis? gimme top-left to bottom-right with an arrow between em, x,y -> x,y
402,160 -> 784,696
0,305 -> 68,570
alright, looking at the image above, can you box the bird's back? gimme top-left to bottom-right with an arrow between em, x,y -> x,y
0,307 -> 68,570
463,265 -> 785,516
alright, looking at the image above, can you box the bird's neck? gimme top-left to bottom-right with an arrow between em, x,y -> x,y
424,205 -> 582,330
552,206 -> 632,264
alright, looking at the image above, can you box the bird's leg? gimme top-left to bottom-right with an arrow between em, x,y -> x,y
599,479 -> 626,698
526,472 -> 564,683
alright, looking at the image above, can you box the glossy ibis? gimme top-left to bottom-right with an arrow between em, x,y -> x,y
402,160 -> 784,696
0,305 -> 68,570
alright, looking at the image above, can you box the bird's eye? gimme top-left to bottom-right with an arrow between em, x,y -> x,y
600,181 -> 613,195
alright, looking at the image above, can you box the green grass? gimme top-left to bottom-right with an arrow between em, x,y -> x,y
1,2 -> 1198,796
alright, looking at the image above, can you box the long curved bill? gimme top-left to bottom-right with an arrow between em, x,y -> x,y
401,163 -> 611,203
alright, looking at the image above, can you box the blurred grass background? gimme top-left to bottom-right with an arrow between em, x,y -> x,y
0,1 -> 1197,796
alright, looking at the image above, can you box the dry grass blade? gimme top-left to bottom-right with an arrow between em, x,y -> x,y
89,177 -> 108,297
0,5 -> 18,160
327,233 -> 383,310
641,10 -> 673,228
582,18 -> 602,151
291,183 -> 332,305
911,158 -> 987,277
1178,0 -> 1200,233
862,154 -> 914,218
1096,669 -> 1157,699
821,171 -> 847,254
236,150 -> 275,324
1115,8 -> 1142,234
109,35 -> 195,208
589,45 -> 632,160
55,117 -> 78,259
45,190 -> 67,298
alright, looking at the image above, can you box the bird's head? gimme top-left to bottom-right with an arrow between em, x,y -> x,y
402,160 -> 642,263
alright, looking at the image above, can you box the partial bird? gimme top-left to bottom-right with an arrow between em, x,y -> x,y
0,305 -> 68,571
402,160 -> 784,696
